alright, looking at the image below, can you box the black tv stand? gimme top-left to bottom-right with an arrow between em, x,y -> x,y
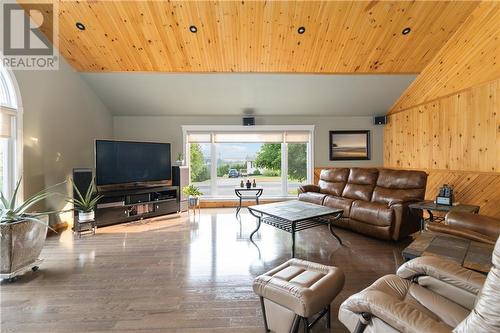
95,185 -> 180,227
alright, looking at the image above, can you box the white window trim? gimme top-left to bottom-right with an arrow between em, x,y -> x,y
0,63 -> 23,199
182,125 -> 315,199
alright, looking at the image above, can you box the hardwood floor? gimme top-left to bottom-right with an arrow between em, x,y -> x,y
0,208 -> 410,333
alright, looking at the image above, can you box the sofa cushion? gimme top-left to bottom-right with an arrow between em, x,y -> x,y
376,169 -> 427,189
323,196 -> 354,218
318,168 -> 349,196
348,168 -> 379,185
298,192 -> 327,205
342,168 -> 378,201
372,169 -> 427,205
350,201 -> 394,227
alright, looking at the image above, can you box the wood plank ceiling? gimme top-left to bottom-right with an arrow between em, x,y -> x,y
389,2 -> 500,113
22,1 -> 479,73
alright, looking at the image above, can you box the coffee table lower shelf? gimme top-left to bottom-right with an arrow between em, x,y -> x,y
248,209 -> 343,258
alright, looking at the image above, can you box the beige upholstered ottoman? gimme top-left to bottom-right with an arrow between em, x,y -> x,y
253,259 -> 345,333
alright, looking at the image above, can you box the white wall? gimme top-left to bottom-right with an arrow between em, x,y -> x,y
13,59 -> 113,224
113,115 -> 383,167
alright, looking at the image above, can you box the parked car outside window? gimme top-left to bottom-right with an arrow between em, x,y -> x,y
228,169 -> 240,178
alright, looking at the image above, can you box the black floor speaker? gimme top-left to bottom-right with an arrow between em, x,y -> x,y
73,168 -> 93,198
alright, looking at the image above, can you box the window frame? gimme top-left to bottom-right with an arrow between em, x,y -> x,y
0,63 -> 23,199
182,125 -> 314,199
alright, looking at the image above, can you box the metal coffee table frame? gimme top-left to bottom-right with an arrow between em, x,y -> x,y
248,203 -> 343,258
235,187 -> 264,216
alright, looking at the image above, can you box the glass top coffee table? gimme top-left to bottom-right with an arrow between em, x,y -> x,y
247,200 -> 343,258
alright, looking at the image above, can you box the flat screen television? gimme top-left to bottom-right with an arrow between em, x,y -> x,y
95,140 -> 171,186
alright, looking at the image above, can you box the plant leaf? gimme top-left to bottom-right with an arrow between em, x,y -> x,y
9,178 -> 22,210
13,191 -> 52,215
0,192 -> 10,209
13,180 -> 66,215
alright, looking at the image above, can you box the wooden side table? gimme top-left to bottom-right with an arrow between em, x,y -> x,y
409,200 -> 480,231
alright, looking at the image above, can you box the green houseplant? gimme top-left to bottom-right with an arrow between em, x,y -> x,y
182,184 -> 203,206
67,178 -> 102,222
0,178 -> 62,277
176,152 -> 184,165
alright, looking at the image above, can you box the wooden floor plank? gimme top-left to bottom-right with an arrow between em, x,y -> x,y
0,208 -> 411,333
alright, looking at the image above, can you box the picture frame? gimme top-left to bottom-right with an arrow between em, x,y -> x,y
329,130 -> 370,161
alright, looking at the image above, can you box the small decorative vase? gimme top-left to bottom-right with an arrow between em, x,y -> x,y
78,210 -> 95,222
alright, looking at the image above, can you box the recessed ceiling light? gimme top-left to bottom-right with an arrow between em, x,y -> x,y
189,25 -> 197,33
75,22 -> 86,31
297,26 -> 306,34
402,27 -> 411,35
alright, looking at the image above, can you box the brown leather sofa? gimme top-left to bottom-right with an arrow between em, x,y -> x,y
339,235 -> 500,333
298,168 -> 428,241
427,211 -> 500,245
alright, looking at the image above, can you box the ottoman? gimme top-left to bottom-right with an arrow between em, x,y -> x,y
253,259 -> 345,333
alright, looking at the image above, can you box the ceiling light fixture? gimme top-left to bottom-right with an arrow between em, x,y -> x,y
297,26 -> 306,34
75,22 -> 86,31
189,25 -> 197,33
402,27 -> 411,35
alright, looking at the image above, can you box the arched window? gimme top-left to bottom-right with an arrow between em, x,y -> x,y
0,64 -> 20,197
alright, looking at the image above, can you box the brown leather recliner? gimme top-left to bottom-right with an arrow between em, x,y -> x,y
298,168 -> 427,241
339,235 -> 500,333
427,211 -> 500,245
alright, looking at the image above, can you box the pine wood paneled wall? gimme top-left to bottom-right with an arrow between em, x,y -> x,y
425,170 -> 500,218
384,3 -> 500,218
385,79 -> 500,173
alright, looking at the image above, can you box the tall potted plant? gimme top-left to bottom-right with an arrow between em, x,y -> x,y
68,178 -> 102,222
182,184 -> 203,207
0,179 -> 61,278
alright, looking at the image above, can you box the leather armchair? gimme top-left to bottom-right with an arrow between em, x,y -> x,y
339,236 -> 500,333
427,211 -> 500,245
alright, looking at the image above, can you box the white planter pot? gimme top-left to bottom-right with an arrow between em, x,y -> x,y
78,211 -> 95,222
188,196 -> 199,206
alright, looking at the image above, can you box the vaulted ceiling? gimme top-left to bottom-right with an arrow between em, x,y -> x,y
22,1 -> 478,73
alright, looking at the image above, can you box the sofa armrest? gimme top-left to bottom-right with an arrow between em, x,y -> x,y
389,201 -> 421,241
427,222 -> 497,245
444,211 -> 500,241
397,256 -> 486,295
340,275 -> 452,333
297,184 -> 320,194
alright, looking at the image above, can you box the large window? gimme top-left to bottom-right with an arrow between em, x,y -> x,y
184,126 -> 313,198
0,64 -> 19,197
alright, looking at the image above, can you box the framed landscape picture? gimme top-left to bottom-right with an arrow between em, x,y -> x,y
329,130 -> 370,161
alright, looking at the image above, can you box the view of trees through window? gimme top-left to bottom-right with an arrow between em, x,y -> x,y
189,141 -> 308,197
